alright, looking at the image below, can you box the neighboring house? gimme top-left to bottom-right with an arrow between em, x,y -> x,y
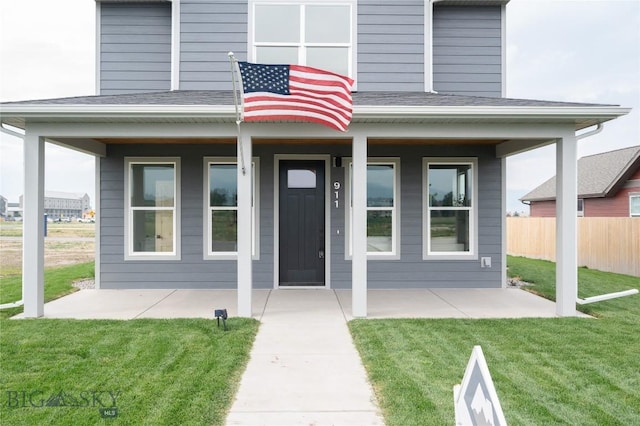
6,203 -> 22,220
0,195 -> 7,219
0,0 -> 630,318
19,191 -> 91,220
521,145 -> 640,217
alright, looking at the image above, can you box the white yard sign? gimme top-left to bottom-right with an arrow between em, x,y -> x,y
453,346 -> 507,426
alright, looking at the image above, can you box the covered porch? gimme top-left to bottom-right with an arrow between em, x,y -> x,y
1,91 -> 629,318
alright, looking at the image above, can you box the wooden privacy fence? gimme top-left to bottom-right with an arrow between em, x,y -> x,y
507,217 -> 640,277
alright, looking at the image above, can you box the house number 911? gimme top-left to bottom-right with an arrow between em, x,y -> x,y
334,182 -> 341,208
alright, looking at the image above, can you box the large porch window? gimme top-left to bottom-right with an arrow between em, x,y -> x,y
346,158 -> 400,259
423,158 -> 477,259
204,158 -> 259,259
249,0 -> 355,78
125,157 -> 180,260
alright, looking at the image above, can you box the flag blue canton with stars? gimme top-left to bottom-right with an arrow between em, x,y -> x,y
239,62 -> 290,95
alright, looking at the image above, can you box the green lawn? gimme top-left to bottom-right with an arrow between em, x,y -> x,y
349,256 -> 640,425
0,318 -> 258,425
0,262 -> 94,320
0,263 -> 259,425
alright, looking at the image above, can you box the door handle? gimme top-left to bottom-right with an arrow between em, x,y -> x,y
319,250 -> 325,259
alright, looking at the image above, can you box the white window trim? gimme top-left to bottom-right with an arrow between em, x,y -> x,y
630,193 -> 640,217
124,157 -> 181,261
248,0 -> 357,87
423,157 -> 478,260
203,157 -> 260,260
345,157 -> 401,260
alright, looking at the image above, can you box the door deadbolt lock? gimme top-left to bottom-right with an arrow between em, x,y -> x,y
319,250 -> 325,259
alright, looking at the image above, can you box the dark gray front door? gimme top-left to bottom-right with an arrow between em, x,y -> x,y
279,160 -> 325,286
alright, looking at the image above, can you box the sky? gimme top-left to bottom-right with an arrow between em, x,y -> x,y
1,0 -> 639,213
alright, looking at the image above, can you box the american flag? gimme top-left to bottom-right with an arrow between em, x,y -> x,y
237,62 -> 354,132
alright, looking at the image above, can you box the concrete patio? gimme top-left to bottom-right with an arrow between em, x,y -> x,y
13,287 -> 578,320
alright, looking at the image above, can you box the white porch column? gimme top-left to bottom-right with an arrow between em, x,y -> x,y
501,157 -> 507,288
555,135 -> 578,316
352,134 -> 367,317
237,132 -> 253,317
23,132 -> 45,318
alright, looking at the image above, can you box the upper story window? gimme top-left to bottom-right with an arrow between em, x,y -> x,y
423,158 -> 477,259
577,199 -> 585,217
125,157 -> 180,260
249,1 -> 355,78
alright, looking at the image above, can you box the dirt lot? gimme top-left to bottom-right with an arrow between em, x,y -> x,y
0,223 -> 95,277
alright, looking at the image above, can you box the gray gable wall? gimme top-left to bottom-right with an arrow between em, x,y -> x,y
99,1 -> 504,96
180,0 -> 248,91
433,5 -> 503,97
100,2 -> 172,94
357,0 -> 425,92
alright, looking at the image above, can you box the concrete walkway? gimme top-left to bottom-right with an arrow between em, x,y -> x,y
226,289 -> 384,425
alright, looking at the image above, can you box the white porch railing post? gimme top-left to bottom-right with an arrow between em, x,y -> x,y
555,135 -> 578,316
237,132 -> 253,317
23,131 -> 45,318
352,134 -> 367,317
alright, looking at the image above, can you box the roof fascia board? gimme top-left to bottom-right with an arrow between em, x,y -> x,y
2,104 -> 629,120
18,121 -> 573,140
434,0 -> 510,5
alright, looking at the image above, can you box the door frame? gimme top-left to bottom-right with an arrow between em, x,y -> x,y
274,154 -> 331,289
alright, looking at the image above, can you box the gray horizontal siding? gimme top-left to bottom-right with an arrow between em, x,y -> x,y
179,0 -> 247,91
100,142 -> 501,290
433,5 -> 503,97
100,2 -> 172,95
357,0 -> 425,91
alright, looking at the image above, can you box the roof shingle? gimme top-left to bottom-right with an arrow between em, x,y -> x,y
520,145 -> 640,201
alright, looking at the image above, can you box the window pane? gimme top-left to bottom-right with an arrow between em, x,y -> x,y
210,164 -> 237,207
288,169 -> 316,188
367,165 -> 394,207
306,5 -> 350,43
430,210 -> 469,252
255,4 -> 299,42
631,196 -> 640,216
211,210 -> 238,252
256,46 -> 299,65
132,210 -> 173,253
429,164 -> 472,207
306,47 -> 349,76
367,210 -> 392,252
131,164 -> 174,207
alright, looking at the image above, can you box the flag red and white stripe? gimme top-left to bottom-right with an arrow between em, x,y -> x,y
238,62 -> 354,132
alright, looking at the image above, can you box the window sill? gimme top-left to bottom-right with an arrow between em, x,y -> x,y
423,254 -> 478,261
125,254 -> 181,261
